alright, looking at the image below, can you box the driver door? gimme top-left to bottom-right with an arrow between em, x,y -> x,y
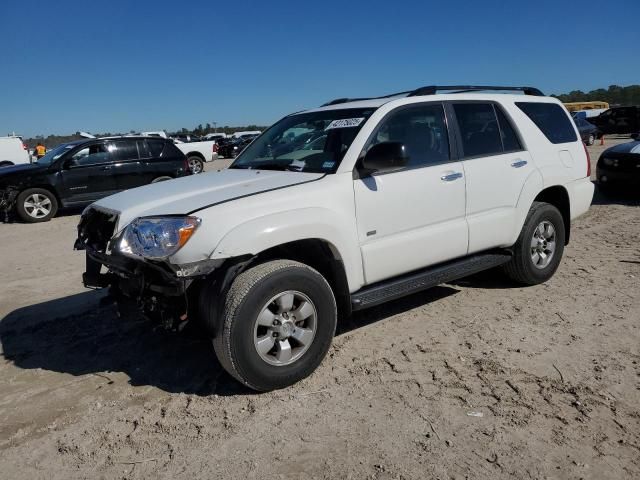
60,142 -> 118,203
353,103 -> 468,284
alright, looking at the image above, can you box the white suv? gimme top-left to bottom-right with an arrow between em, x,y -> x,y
76,85 -> 594,391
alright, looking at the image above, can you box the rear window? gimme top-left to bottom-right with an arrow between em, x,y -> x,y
516,102 -> 577,144
147,139 -> 166,157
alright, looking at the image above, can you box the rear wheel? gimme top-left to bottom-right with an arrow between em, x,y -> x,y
213,260 -> 337,391
503,202 -> 565,285
0,161 -> 14,168
187,156 -> 204,174
586,133 -> 595,146
16,188 -> 58,223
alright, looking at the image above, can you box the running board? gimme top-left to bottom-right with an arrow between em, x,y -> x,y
351,252 -> 511,311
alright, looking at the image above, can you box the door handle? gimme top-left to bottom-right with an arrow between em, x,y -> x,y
101,166 -> 112,171
511,160 -> 528,168
440,172 -> 463,182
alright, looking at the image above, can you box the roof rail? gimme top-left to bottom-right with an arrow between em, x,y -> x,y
320,90 -> 414,107
408,85 -> 544,97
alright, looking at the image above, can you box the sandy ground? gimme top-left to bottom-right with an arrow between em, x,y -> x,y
0,140 -> 639,479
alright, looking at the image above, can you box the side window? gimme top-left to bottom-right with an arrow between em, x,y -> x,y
515,102 -> 578,144
108,140 -> 139,162
495,106 -> 523,152
162,142 -> 184,158
147,139 -> 166,157
368,103 -> 450,168
453,103 -> 503,158
70,144 -> 110,166
137,140 -> 150,158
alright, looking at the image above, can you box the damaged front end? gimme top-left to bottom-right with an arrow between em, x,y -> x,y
74,207 -> 223,330
0,186 -> 19,222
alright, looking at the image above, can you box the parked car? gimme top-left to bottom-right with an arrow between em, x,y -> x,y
589,106 -> 640,135
596,139 -> 640,193
573,117 -> 600,145
0,136 -> 31,167
0,136 -> 190,222
173,139 -> 219,173
217,137 -> 253,158
76,85 -> 593,391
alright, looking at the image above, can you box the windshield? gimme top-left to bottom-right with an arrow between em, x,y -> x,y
36,143 -> 75,165
230,108 -> 376,173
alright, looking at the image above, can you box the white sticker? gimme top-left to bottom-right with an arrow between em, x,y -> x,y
325,118 -> 365,130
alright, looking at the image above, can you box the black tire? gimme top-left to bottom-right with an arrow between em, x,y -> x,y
0,161 -> 14,168
187,156 -> 204,174
15,188 -> 58,223
213,259 -> 337,391
586,133 -> 595,146
503,202 -> 565,285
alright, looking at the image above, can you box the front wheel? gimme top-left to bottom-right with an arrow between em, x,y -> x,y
213,260 -> 337,391
503,202 -> 565,285
16,188 -> 58,223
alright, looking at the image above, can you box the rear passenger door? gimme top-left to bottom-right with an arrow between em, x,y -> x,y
106,139 -> 144,191
449,102 -> 533,254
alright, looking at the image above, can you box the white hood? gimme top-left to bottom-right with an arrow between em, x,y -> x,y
92,169 -> 324,230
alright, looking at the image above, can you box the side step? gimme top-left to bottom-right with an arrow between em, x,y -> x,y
350,252 -> 512,311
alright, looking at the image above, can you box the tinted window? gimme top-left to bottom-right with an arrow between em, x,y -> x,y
70,144 -> 111,166
368,103 -> 450,168
516,102 -> 577,144
495,106 -> 522,152
146,139 -> 166,157
453,103 -> 503,157
163,142 -> 184,158
108,140 -> 139,161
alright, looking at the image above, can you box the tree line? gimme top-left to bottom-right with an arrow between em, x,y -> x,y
552,84 -> 640,105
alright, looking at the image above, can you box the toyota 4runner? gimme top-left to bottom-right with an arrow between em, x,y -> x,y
75,85 -> 594,391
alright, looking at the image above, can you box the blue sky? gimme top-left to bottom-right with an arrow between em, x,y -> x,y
1,0 -> 638,137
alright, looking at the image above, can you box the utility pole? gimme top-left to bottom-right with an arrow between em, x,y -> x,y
213,121 -> 217,133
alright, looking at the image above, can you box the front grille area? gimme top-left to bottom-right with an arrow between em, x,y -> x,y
75,207 -> 118,252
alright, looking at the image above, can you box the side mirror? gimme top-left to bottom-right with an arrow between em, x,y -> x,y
361,142 -> 408,175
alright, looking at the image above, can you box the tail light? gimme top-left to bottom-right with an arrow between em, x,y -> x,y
22,143 -> 27,150
583,143 -> 591,178
212,143 -> 219,153
183,157 -> 190,173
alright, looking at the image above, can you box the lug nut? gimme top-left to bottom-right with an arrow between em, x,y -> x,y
273,319 -> 280,326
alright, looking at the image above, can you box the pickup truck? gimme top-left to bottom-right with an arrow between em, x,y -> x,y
173,139 -> 218,174
76,85 -> 594,391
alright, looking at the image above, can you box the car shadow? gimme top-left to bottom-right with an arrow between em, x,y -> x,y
0,286 -> 459,396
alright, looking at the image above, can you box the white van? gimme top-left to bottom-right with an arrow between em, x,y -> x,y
0,137 -> 31,166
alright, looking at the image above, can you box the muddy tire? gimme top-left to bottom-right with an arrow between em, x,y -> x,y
213,260 -> 337,391
16,188 -> 58,223
503,202 -> 565,285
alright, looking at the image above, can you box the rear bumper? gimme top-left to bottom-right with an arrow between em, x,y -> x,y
567,177 -> 594,220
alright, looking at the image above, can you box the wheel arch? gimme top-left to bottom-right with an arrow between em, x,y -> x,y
533,185 -> 571,244
185,151 -> 205,160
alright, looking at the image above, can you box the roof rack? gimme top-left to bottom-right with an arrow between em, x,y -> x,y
320,85 -> 544,106
408,85 -> 544,97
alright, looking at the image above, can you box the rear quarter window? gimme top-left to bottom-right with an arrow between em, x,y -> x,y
162,142 -> 185,158
516,102 -> 577,144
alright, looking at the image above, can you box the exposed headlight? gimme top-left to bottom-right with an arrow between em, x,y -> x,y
602,157 -> 619,167
233,146 -> 238,150
118,216 -> 201,259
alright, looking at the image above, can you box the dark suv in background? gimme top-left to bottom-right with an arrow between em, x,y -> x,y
589,106 -> 640,134
0,136 -> 190,222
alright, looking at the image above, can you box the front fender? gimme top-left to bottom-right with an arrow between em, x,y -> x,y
210,207 -> 365,291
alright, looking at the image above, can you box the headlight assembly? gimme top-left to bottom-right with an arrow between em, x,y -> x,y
118,216 -> 201,260
602,157 -> 619,167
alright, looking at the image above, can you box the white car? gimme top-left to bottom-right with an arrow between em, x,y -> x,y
171,139 -> 218,173
76,85 -> 594,391
0,136 -> 31,167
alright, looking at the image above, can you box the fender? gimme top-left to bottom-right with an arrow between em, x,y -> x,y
209,207 -> 365,292
507,168 -> 544,246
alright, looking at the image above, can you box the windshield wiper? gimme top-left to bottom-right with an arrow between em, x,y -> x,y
248,163 -> 300,172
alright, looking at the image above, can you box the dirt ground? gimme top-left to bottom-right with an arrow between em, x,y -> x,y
1,139 -> 639,479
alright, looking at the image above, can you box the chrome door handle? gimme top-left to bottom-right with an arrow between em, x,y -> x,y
441,172 -> 463,182
511,160 -> 528,168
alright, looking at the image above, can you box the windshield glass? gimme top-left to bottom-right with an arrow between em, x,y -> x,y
230,108 -> 376,173
36,143 -> 75,165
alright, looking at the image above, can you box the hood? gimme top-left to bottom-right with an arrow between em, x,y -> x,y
0,163 -> 48,180
604,141 -> 640,155
92,168 -> 324,229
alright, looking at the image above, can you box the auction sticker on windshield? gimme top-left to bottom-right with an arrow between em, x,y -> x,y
325,118 -> 365,130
